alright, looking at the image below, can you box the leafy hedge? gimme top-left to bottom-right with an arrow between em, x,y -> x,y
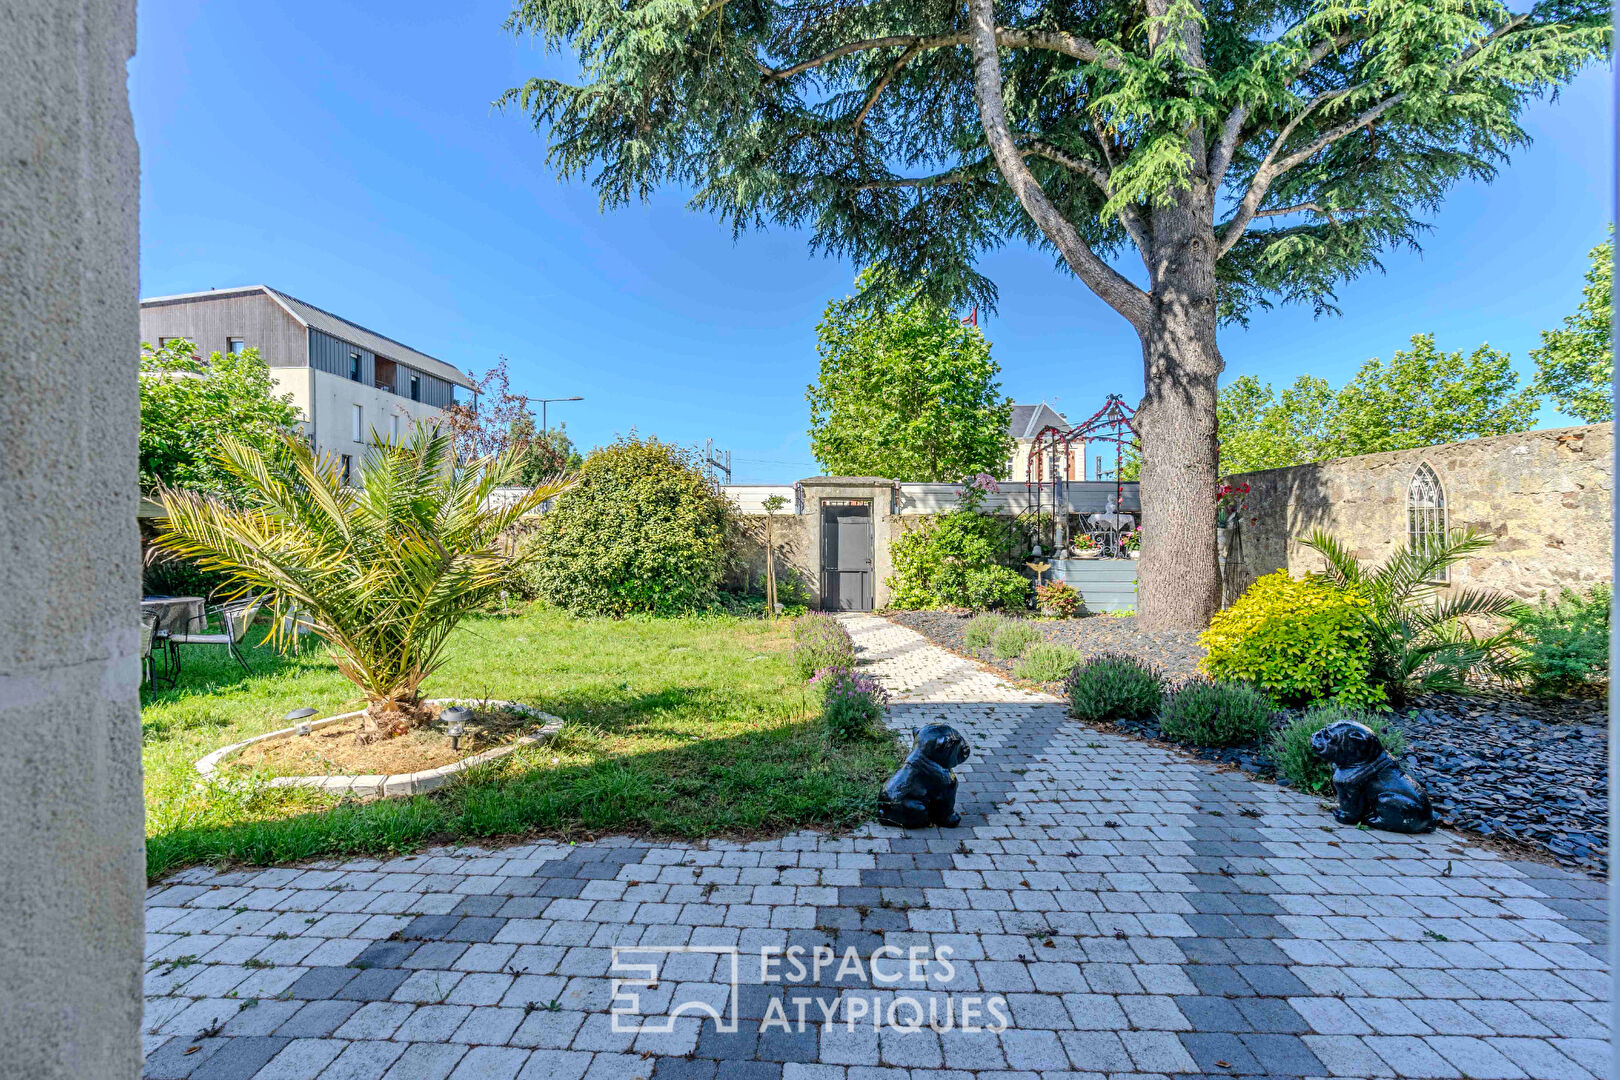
1510,585 -> 1611,696
1201,570 -> 1383,707
887,510 -> 1029,610
520,436 -> 736,616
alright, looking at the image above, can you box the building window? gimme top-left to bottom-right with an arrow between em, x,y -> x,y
226,337 -> 246,355
351,403 -> 364,443
389,413 -> 400,442
409,374 -> 421,402
340,454 -> 353,485
349,352 -> 362,382
1407,462 -> 1448,583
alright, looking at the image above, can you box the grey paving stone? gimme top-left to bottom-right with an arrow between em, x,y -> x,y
381,1042 -> 469,1080
288,967 -> 360,1000
187,1036 -> 290,1079
255,1038 -> 346,1080
277,1001 -> 362,1040
320,1040 -> 409,1080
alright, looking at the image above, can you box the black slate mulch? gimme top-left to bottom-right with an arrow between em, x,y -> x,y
885,609 -> 1610,876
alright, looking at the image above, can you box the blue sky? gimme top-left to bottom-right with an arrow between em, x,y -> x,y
133,1 -> 1612,483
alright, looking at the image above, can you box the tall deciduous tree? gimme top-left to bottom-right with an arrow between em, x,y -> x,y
1217,335 -> 1538,473
139,338 -> 303,497
1329,334 -> 1539,454
1531,229 -> 1613,423
807,269 -> 1013,481
1217,374 -> 1335,474
501,0 -> 1606,628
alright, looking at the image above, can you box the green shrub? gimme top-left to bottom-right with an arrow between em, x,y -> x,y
1200,570 -> 1382,708
963,613 -> 1011,651
991,621 -> 1040,659
793,613 -> 856,678
1159,679 -> 1274,746
1035,580 -> 1083,618
1014,642 -> 1081,682
811,665 -> 890,740
1510,585 -> 1611,696
520,435 -> 736,616
1065,653 -> 1165,722
1270,704 -> 1408,795
1301,529 -> 1522,706
887,509 -> 1028,610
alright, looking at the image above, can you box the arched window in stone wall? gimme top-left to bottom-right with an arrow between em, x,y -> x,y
1407,462 -> 1448,582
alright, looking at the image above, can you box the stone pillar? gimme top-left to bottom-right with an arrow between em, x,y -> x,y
0,1 -> 145,1077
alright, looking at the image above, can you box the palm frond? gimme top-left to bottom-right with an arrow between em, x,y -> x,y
153,420 -> 578,710
1299,529 -> 1364,590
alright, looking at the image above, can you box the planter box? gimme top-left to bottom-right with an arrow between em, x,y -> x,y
195,699 -> 563,798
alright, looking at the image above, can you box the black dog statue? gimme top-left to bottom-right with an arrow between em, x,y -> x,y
879,724 -> 971,829
1310,720 -> 1435,833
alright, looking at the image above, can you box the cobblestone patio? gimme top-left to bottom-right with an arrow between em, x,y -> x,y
143,614 -> 1610,1080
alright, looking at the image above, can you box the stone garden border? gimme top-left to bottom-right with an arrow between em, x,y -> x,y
194,699 -> 563,799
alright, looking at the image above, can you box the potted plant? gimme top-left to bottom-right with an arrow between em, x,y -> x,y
1122,528 -> 1141,559
1070,533 -> 1099,559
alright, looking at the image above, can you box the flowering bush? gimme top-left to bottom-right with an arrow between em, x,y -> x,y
956,472 -> 1001,513
1216,481 -> 1251,527
1071,533 -> 1097,551
1121,528 -> 1140,552
811,665 -> 890,740
793,613 -> 856,678
1200,570 -> 1382,707
1035,580 -> 1083,618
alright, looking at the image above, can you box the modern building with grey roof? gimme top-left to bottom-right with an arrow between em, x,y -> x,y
140,286 -> 476,481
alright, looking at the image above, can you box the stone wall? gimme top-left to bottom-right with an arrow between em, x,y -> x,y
1220,424 -> 1613,605
0,0 -> 146,1076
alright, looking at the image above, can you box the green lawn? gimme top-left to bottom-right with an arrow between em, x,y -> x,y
142,606 -> 898,880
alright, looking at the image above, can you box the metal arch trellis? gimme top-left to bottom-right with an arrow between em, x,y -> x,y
1020,394 -> 1138,550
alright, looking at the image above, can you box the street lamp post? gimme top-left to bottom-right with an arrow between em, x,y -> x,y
536,395 -> 583,434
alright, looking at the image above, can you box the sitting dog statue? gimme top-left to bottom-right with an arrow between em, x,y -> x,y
1310,720 -> 1435,833
879,724 -> 971,829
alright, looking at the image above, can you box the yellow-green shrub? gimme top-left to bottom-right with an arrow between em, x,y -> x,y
1200,570 -> 1384,708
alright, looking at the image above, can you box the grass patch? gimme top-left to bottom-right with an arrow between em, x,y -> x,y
143,606 -> 899,879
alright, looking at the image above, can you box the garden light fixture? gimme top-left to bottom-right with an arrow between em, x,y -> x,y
442,705 -> 472,751
286,707 -> 318,736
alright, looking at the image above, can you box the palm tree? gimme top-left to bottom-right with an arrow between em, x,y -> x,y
1300,528 -> 1521,706
154,422 -> 574,741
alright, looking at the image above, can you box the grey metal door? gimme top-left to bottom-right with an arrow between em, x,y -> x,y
820,501 -> 873,611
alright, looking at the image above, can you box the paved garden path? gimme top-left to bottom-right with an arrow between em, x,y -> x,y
143,615 -> 1609,1080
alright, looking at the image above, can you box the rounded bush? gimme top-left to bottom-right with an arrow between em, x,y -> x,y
1014,642 -> 1081,682
887,510 -> 1028,610
1035,581 -> 1083,618
962,613 -> 1010,652
1159,679 -> 1274,747
1200,570 -> 1383,708
1064,653 -> 1165,722
521,436 -> 736,616
811,665 -> 889,741
991,621 -> 1040,659
1270,704 -> 1409,795
793,613 -> 857,679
